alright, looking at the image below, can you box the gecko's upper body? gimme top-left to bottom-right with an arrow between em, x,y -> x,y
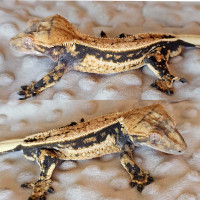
9,15 -> 198,74
9,15 -> 200,99
0,104 -> 186,158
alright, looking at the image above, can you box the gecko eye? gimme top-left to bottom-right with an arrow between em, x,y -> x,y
149,133 -> 161,144
24,37 -> 33,48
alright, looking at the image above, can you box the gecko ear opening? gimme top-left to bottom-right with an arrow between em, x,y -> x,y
149,133 -> 161,144
24,37 -> 33,49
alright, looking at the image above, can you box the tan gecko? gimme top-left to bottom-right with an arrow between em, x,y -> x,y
0,104 -> 187,199
9,14 -> 200,99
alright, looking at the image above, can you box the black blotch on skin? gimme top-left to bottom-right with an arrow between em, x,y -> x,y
23,147 -> 38,160
34,80 -> 46,89
126,162 -> 133,173
69,122 -> 77,126
24,138 -> 38,142
54,122 -> 123,150
49,75 -> 55,83
119,33 -> 126,38
100,31 -> 107,38
39,153 -> 57,177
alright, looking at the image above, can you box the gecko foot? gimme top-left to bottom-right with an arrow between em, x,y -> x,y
130,172 -> 154,192
22,180 -> 54,200
151,79 -> 174,95
28,195 -> 46,200
18,81 -> 38,100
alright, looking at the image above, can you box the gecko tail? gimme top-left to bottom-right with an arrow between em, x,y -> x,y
177,35 -> 200,47
0,138 -> 23,153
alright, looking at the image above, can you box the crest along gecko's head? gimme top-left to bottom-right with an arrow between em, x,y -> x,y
122,104 -> 187,155
10,15 -> 81,56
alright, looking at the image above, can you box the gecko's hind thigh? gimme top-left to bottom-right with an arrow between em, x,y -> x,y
145,46 -> 186,95
22,148 -> 58,200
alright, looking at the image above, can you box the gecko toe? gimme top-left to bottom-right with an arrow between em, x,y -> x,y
21,183 -> 33,189
18,90 -> 26,95
21,183 -> 28,188
32,92 -> 37,97
21,85 -> 28,90
19,97 -> 27,100
130,182 -> 137,188
137,184 -> 144,192
47,187 -> 54,193
147,176 -> 154,184
164,89 -> 173,95
179,78 -> 187,83
150,82 -> 156,88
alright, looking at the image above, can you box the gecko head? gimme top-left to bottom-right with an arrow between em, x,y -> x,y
10,15 -> 79,56
142,126 -> 187,155
9,16 -> 53,55
124,104 -> 187,155
9,32 -> 41,55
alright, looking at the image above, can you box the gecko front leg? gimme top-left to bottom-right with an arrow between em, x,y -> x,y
120,143 -> 154,192
18,61 -> 69,100
145,46 -> 186,95
21,149 -> 58,200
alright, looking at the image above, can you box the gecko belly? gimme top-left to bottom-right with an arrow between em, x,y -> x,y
74,54 -> 144,74
54,135 -> 121,160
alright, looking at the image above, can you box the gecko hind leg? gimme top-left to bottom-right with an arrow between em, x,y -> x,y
18,62 -> 68,100
120,143 -> 154,192
21,149 -> 58,200
145,46 -> 186,95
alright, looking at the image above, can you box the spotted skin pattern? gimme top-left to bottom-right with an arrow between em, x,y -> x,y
0,104 -> 187,199
9,15 -> 200,99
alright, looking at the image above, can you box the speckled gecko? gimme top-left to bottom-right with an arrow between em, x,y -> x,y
9,15 -> 200,99
0,104 -> 186,199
